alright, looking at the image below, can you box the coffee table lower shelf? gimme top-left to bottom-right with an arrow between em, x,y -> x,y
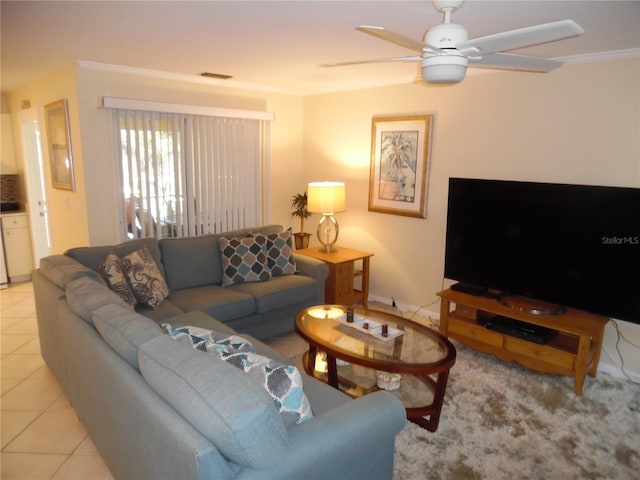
302,349 -> 450,432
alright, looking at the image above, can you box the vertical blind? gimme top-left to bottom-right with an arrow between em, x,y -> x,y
108,100 -> 270,240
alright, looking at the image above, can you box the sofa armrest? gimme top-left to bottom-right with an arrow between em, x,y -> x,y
294,255 -> 329,282
236,391 -> 406,480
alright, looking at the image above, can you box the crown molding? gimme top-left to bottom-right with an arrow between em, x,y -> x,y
76,60 -> 305,96
78,49 -> 640,97
555,48 -> 640,64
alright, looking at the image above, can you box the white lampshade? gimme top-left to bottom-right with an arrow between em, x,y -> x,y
307,182 -> 346,214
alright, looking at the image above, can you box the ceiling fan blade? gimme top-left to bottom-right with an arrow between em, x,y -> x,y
457,20 -> 584,56
469,52 -> 563,72
320,55 -> 422,68
356,26 -> 431,53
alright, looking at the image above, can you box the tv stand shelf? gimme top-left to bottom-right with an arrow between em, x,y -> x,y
437,288 -> 609,395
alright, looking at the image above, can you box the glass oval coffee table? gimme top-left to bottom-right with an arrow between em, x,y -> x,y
295,305 -> 456,431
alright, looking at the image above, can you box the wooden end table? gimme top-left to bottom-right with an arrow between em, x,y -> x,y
295,246 -> 373,307
295,305 -> 457,431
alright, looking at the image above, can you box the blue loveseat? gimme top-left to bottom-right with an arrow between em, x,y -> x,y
33,225 -> 406,480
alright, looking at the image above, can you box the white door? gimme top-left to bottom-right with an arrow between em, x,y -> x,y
18,109 -> 51,264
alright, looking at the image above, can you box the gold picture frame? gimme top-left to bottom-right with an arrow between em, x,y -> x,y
44,99 -> 75,191
368,114 -> 433,218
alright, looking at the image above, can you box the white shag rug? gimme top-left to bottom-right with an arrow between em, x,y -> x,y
393,342 -> 640,480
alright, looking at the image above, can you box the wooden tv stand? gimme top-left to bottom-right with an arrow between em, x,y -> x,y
437,288 -> 609,395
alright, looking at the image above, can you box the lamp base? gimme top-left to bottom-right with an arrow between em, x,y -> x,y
317,214 -> 339,253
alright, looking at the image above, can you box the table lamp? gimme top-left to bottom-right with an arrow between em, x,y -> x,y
307,181 -> 345,253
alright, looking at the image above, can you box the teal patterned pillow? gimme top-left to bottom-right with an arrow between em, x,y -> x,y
266,229 -> 297,276
162,324 -> 254,354
219,350 -> 314,427
219,235 -> 271,286
163,324 -> 313,427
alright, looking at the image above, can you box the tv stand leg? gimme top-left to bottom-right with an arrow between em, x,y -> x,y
588,324 -> 606,378
574,335 -> 592,395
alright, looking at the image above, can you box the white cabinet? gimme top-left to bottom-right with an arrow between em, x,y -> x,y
1,214 -> 33,281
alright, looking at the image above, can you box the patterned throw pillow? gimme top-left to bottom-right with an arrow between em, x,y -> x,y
122,246 -> 169,309
219,235 -> 271,286
98,252 -> 137,305
162,324 -> 254,354
220,351 -> 314,427
265,229 -> 297,276
163,324 -> 314,427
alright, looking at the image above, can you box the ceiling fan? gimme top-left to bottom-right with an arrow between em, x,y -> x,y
322,0 -> 584,84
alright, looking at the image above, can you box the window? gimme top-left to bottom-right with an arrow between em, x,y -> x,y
105,97 -> 272,240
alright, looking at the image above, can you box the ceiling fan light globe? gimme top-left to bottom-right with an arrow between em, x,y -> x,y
422,55 -> 468,84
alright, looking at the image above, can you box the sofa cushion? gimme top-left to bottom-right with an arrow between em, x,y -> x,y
159,311 -> 235,334
66,277 -> 132,326
93,303 -> 163,369
228,274 -> 318,314
66,237 -> 164,276
159,234 -> 222,291
39,255 -> 104,289
98,253 -> 137,305
167,285 -> 255,321
122,247 -> 170,309
138,335 -> 290,469
135,299 -> 185,322
219,235 -> 271,286
265,229 -> 297,276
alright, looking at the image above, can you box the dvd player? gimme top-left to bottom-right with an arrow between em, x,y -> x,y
479,315 -> 557,345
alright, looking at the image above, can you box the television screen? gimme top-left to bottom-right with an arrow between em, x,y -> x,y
444,178 -> 640,324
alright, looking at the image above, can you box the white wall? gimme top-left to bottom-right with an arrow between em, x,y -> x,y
302,58 -> 640,378
6,65 -> 91,254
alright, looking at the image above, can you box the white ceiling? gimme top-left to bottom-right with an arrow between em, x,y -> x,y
2,0 -> 639,95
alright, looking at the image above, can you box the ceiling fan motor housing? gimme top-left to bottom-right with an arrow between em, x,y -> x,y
424,23 -> 468,49
422,23 -> 469,84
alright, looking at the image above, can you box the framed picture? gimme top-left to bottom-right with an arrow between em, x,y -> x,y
44,99 -> 75,191
368,114 -> 433,218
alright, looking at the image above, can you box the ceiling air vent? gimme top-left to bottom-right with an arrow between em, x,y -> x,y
200,72 -> 233,80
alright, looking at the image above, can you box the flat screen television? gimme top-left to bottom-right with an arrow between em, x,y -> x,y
444,178 -> 640,324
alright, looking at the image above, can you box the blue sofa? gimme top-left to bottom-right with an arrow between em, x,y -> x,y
33,225 -> 407,480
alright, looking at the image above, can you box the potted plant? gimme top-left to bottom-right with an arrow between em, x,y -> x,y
291,192 -> 312,249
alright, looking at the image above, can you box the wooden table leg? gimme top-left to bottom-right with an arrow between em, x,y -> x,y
326,355 -> 339,388
574,335 -> 590,395
589,324 -> 606,377
361,256 -> 370,308
304,346 -> 318,376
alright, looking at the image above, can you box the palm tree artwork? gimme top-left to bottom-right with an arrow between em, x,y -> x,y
378,131 -> 418,202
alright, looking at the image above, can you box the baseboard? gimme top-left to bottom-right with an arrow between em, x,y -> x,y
367,294 -> 440,325
598,347 -> 640,383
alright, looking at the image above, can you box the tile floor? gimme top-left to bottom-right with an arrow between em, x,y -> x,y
1,281 -> 115,479
0,280 -> 311,479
